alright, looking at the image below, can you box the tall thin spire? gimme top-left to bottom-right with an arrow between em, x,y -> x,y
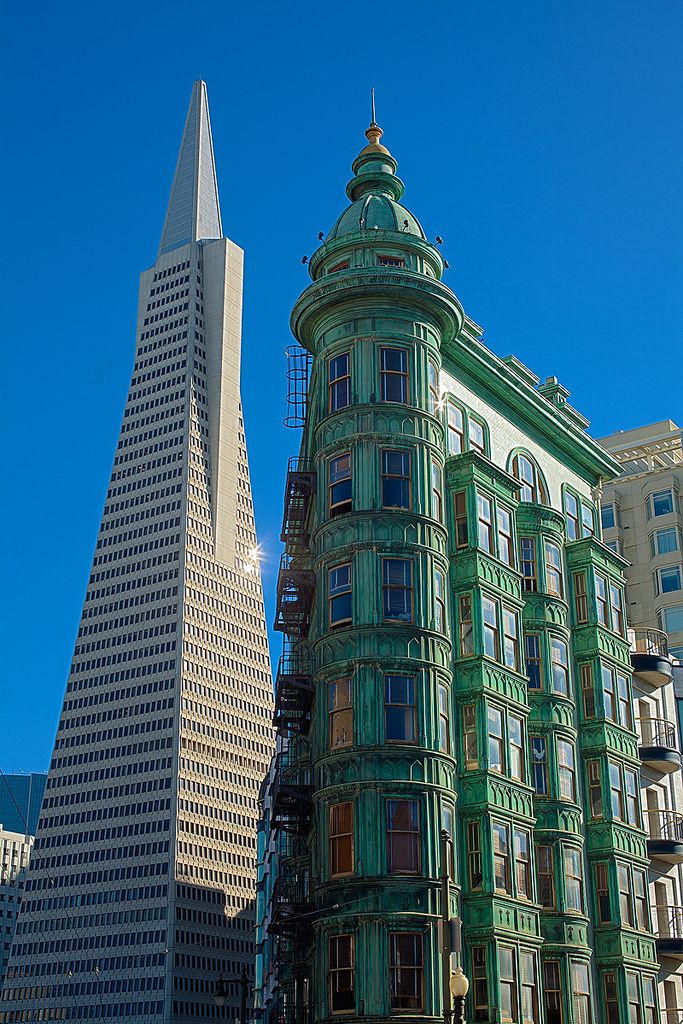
158,80 -> 223,256
370,87 -> 377,125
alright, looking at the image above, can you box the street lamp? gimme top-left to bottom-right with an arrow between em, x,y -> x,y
215,968 -> 250,1024
449,968 -> 469,1024
214,976 -> 230,1008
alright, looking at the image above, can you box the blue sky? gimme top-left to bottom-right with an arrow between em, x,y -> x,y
2,0 -> 682,773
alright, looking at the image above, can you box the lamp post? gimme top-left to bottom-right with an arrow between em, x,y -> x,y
215,968 -> 250,1024
449,968 -> 469,1024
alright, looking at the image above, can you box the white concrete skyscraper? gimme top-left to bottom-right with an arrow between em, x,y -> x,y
0,81 -> 275,1023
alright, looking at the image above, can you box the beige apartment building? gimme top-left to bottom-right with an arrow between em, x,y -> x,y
600,419 -> 683,1017
0,827 -> 33,989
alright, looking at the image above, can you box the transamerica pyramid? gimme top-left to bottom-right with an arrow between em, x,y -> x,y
0,81 -> 275,1023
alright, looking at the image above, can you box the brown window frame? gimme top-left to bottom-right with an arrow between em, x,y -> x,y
329,934 -> 355,1015
328,352 -> 351,413
329,677 -> 353,750
329,801 -> 354,878
386,798 -> 421,875
388,932 -> 424,1013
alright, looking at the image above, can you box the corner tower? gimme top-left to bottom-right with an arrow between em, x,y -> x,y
262,109 -> 663,1024
0,82 -> 275,1023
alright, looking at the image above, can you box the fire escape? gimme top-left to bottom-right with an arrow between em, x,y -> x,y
270,447 -> 316,1024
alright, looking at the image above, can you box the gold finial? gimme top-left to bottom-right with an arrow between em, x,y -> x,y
365,89 -> 383,146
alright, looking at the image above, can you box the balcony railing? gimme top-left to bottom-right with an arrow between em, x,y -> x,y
637,717 -> 678,749
630,626 -> 670,658
646,810 -> 683,843
655,905 -> 683,941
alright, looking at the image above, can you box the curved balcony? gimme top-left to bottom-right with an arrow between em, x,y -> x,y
637,717 -> 682,774
655,905 -> 683,960
629,627 -> 673,687
646,811 -> 683,864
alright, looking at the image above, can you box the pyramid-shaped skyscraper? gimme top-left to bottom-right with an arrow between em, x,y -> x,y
0,81 -> 275,1022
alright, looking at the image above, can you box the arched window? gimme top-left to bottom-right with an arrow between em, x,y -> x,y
510,452 -> 549,504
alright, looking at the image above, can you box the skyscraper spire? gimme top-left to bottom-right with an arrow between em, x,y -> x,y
158,79 -> 223,256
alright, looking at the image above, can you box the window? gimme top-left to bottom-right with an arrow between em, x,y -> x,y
609,761 -> 624,820
329,563 -> 352,627
566,491 -> 580,541
531,737 -> 548,796
497,506 -> 514,565
454,491 -> 469,549
526,634 -> 543,690
383,558 -> 413,622
580,664 -> 595,718
387,799 -> 420,873
537,845 -> 555,908
601,503 -> 616,530
328,259 -> 350,273
574,572 -> 588,623
662,605 -> 683,633
595,574 -> 608,625
558,740 -> 576,802
381,450 -> 411,510
503,609 -> 520,671
463,704 -> 478,769
477,494 -> 493,552
520,950 -> 538,1024
329,935 -> 355,1014
329,678 -> 352,749
389,932 -> 423,1012
617,673 -> 632,729
515,829 -> 532,900
488,706 -> 504,773
329,802 -> 354,877
564,847 -> 583,913
467,820 -> 482,889
633,867 -> 648,929
469,417 -> 486,455
551,639 -> 569,696
512,453 -> 548,504
472,946 -> 489,1023
595,863 -> 611,923
434,570 -> 446,633
329,353 -> 351,412
329,453 -> 352,515
604,973 -> 618,1024
428,361 -> 439,415
447,402 -> 465,455
493,822 -> 511,893
385,675 -> 416,743
459,594 -> 474,656
581,503 -> 595,538
652,527 -> 679,555
380,348 -> 409,403
438,684 -> 450,752
432,460 -> 443,521
609,584 -> 624,635
619,863 -> 633,926
642,976 -> 657,1024
571,963 -> 592,1024
602,666 -> 616,722
624,768 -> 639,826
442,804 -> 455,878
509,715 -> 524,781
483,598 -> 500,660
378,254 -> 405,268
543,961 -> 562,1024
545,542 -> 563,597
499,946 -> 517,1021
587,760 -> 603,818
649,489 -> 675,517
520,537 -> 537,592
657,565 -> 683,594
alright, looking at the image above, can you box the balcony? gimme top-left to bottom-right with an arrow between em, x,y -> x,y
281,458 -> 316,550
271,747 -> 313,833
646,810 -> 683,864
637,717 -> 682,774
274,653 -> 314,737
655,905 -> 683,960
275,554 -> 315,638
268,869 -> 312,938
629,626 -> 673,687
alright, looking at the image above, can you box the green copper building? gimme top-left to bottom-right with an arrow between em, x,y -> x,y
255,112 -> 677,1024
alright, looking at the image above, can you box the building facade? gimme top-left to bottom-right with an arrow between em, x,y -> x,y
257,116 -> 672,1024
0,828 -> 33,991
598,420 -> 683,1018
0,81 -> 275,1023
0,775 -> 47,838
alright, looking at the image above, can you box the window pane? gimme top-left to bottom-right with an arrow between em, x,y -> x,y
387,799 -> 420,873
655,527 -> 678,554
652,489 -> 674,516
329,678 -> 353,749
601,503 -> 616,530
383,558 -> 413,622
385,675 -> 416,743
381,449 -> 411,510
329,935 -> 355,1013
389,933 -> 423,1011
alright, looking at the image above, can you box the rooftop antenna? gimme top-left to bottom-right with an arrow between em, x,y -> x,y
370,87 -> 377,125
